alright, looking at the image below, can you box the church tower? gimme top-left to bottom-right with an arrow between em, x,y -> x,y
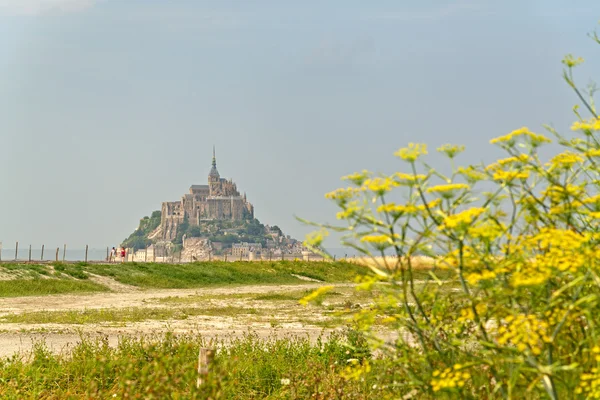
208,146 -> 220,196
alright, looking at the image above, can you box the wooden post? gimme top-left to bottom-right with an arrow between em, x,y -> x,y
153,247 -> 156,263
14,242 -> 18,261
106,247 -> 109,262
41,245 -> 45,261
144,247 -> 148,263
269,251 -> 272,262
281,251 -> 284,261
63,244 -> 66,262
28,245 -> 32,262
55,247 -> 59,262
333,255 -> 336,262
196,348 -> 214,388
85,245 -> 88,263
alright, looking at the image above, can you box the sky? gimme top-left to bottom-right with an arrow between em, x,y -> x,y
1,0 -> 600,250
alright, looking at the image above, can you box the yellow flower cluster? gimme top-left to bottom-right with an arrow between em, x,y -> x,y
341,170 -> 371,186
427,183 -> 470,198
377,203 -> 419,215
376,199 -> 441,217
511,228 -> 590,286
360,233 -> 399,245
562,54 -> 584,67
457,303 -> 487,322
437,144 -> 465,158
571,117 -> 600,132
457,166 -> 487,182
490,127 -> 551,146
336,201 -> 363,220
439,208 -> 486,231
468,221 -> 505,241
304,229 -> 329,248
325,187 -> 362,201
431,365 -> 471,392
497,314 -> 551,355
393,172 -> 427,184
466,270 -> 497,285
492,169 -> 530,182
394,143 -> 428,162
585,148 -> 600,157
575,367 -> 600,397
547,151 -> 584,171
299,285 -> 334,306
543,184 -> 584,203
362,177 -> 398,195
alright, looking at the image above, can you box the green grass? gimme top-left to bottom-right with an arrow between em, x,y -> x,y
0,261 -> 370,297
0,330 -> 388,399
82,260 -> 367,289
0,306 -> 265,325
0,279 -> 108,298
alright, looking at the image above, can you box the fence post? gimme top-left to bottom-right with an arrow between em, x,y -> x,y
28,245 -> 32,262
106,247 -> 109,262
41,245 -> 44,261
85,245 -> 88,263
15,241 -> 18,261
281,252 -> 284,261
56,247 -> 59,262
153,247 -> 156,263
63,244 -> 66,262
224,254 -> 227,262
196,348 -> 214,388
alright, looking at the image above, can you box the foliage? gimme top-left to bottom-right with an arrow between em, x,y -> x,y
84,260 -> 366,289
121,210 -> 162,250
303,30 -> 600,398
0,331 -> 391,399
0,279 -> 108,297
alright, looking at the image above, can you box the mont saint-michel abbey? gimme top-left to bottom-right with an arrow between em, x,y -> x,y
160,149 -> 254,240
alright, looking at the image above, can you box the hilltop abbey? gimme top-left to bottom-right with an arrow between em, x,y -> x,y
160,148 -> 254,240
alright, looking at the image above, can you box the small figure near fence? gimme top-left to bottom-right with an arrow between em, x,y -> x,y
120,247 -> 126,263
109,247 -> 116,263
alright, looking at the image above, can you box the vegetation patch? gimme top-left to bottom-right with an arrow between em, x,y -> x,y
83,261 -> 366,289
0,279 -> 108,298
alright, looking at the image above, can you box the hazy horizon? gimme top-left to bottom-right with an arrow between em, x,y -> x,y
2,0 -> 600,249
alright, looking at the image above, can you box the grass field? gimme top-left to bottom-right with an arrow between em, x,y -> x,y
0,261 -> 369,297
0,330 -> 396,399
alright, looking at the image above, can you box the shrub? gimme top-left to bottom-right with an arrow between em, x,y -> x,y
304,29 -> 600,398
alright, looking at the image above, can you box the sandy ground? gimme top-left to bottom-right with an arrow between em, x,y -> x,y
0,281 -> 353,358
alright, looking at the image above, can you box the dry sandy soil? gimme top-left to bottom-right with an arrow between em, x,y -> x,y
0,280 -> 358,358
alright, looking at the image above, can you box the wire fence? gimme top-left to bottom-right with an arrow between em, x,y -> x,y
0,242 -> 353,264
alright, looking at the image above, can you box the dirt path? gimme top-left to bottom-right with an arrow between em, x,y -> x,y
0,282 -> 354,358
0,283 -> 346,314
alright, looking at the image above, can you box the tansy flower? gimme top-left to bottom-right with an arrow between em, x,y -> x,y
430,365 -> 471,392
437,144 -> 465,158
394,143 -> 428,162
497,314 -> 551,355
438,207 -> 486,231
490,127 -> 551,147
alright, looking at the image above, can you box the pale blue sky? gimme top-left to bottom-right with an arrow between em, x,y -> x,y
1,0 -> 599,250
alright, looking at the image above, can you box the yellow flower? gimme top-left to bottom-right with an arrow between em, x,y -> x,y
376,203 -> 419,216
490,127 -> 551,147
426,183 -> 469,198
341,170 -> 371,186
304,229 -> 329,248
362,177 -> 398,195
562,54 -> 584,68
325,187 -> 362,202
394,143 -> 428,162
457,166 -> 487,182
437,144 -> 465,158
497,314 -> 551,355
336,201 -> 364,220
492,169 -> 530,182
431,365 -> 471,392
439,207 -> 486,231
571,118 -> 600,132
393,172 -> 427,184
547,151 -> 584,171
360,234 -> 399,245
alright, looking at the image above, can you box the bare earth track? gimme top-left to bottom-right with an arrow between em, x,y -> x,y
0,281 -> 355,358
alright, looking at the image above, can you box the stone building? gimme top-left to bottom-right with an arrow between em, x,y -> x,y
160,148 -> 254,240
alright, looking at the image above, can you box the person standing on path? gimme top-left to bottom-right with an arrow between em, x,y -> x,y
120,247 -> 126,263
